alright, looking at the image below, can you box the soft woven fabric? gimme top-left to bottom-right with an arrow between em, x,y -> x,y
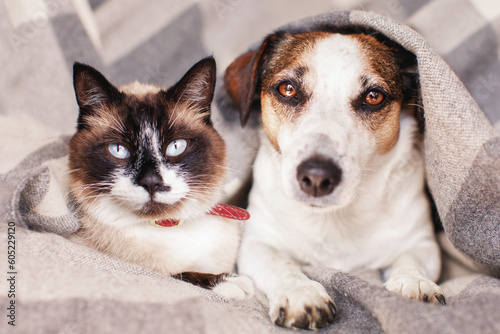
1,1 -> 500,333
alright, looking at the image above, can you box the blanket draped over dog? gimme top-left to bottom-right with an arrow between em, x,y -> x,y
1,4 -> 499,334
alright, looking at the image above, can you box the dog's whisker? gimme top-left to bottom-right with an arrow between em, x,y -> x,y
408,103 -> 424,109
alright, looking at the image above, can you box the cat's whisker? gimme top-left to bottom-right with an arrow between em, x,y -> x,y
188,189 -> 217,195
112,114 -> 127,134
63,168 -> 81,176
169,108 -> 188,130
71,191 -> 101,203
70,182 -> 113,199
188,187 -> 219,193
187,186 -> 217,195
70,188 -> 108,203
169,89 -> 191,128
169,96 -> 183,123
186,175 -> 211,180
185,193 -> 214,203
187,182 -> 220,187
188,190 -> 217,198
186,181 -> 217,187
73,184 -> 113,191
186,173 -> 222,180
188,181 -> 223,188
106,124 -> 126,135
215,165 -> 239,172
77,193 -> 105,202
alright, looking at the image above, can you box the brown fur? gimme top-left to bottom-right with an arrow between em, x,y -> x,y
258,33 -> 331,151
173,272 -> 227,288
369,102 -> 401,154
264,32 -> 404,156
226,31 -> 406,156
260,95 -> 282,152
259,32 -> 329,89
353,34 -> 404,154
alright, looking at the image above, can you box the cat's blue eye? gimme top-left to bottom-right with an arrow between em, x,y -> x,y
166,139 -> 187,157
108,143 -> 130,159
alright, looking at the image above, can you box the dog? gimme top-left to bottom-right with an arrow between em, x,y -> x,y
224,31 -> 445,330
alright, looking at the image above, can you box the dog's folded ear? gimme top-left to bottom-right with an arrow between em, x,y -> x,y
224,35 -> 277,127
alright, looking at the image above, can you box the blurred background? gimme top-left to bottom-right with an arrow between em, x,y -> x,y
1,0 -> 499,135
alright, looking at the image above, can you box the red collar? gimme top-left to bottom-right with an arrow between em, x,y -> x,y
149,204 -> 250,227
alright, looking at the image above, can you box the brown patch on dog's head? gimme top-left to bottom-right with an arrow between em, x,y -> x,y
259,33 -> 335,151
225,32 -> 330,150
70,58 -> 226,219
350,33 -> 410,154
225,30 -> 418,155
365,102 -> 402,155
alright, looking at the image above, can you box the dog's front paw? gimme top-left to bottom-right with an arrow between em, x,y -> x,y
384,275 -> 446,305
212,275 -> 255,301
270,281 -> 337,330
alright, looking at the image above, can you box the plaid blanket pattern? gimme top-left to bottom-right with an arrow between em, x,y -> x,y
1,1 -> 499,333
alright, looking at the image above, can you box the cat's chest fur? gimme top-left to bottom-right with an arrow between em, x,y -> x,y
77,199 -> 241,275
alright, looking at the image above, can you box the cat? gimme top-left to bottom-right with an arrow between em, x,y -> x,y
68,57 -> 253,299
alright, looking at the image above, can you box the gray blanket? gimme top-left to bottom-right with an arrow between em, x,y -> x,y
1,1 -> 500,333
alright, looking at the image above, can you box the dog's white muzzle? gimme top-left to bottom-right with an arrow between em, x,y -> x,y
279,124 -> 363,211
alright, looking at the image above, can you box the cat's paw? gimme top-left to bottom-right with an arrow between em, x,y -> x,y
270,280 -> 337,330
384,275 -> 446,305
212,275 -> 255,300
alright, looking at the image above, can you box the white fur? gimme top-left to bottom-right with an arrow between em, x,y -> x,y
108,166 -> 189,216
156,167 -> 190,204
84,194 -> 252,300
126,215 -> 242,274
121,81 -> 161,96
238,35 -> 442,329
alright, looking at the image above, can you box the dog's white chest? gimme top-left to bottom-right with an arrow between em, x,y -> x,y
264,208 -> 408,272
246,126 -> 432,273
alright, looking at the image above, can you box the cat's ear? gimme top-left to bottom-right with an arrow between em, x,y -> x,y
166,56 -> 217,115
73,62 -> 123,111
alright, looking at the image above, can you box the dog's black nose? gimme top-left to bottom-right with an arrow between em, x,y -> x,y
296,157 -> 342,197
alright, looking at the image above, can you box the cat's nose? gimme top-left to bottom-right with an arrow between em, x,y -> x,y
139,169 -> 170,196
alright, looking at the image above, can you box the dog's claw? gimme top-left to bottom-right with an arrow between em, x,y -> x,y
328,301 -> 338,317
436,294 -> 446,306
315,303 -> 337,329
384,275 -> 445,306
423,293 -> 446,306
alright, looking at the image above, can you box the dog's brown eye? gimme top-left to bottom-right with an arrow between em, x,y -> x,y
278,82 -> 297,98
364,90 -> 384,106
